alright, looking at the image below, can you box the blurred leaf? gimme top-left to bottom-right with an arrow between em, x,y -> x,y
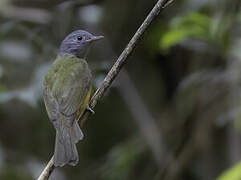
217,161 -> 241,180
159,28 -> 188,50
159,12 -> 211,51
170,12 -> 210,28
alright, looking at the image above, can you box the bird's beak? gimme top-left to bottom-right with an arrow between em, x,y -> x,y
86,35 -> 104,42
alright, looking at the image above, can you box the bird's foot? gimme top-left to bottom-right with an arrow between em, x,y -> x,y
87,105 -> 95,114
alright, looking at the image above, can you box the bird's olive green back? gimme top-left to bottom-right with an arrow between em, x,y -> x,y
43,55 -> 92,125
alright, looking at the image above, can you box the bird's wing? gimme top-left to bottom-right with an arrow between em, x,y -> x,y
53,59 -> 92,118
43,58 -> 91,127
43,68 -> 59,127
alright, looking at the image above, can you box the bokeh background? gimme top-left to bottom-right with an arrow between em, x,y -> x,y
0,0 -> 241,179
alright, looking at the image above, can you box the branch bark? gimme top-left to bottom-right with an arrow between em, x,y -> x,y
37,0 -> 173,179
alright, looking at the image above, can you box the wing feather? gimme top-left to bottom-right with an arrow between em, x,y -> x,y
43,57 -> 91,126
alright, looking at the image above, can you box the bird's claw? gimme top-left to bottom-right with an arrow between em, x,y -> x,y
87,105 -> 95,114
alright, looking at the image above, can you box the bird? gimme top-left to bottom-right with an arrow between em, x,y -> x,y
43,30 -> 104,167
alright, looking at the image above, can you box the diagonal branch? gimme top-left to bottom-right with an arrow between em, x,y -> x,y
37,0 -> 173,179
88,0 -> 173,109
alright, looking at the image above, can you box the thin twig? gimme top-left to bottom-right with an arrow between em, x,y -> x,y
88,0 -> 172,109
37,156 -> 55,180
37,0 -> 173,179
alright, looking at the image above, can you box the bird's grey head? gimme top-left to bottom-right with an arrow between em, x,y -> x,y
59,30 -> 104,58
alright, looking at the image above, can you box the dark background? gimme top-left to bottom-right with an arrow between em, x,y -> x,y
0,0 -> 241,179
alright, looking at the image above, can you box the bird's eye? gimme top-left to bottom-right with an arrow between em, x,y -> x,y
77,36 -> 83,41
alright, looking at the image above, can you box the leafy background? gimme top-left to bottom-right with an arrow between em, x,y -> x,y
0,0 -> 241,179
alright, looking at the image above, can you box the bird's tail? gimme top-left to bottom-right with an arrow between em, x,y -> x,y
54,119 -> 83,167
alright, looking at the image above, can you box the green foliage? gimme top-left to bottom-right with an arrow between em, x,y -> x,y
217,161 -> 241,180
159,12 -> 211,51
156,11 -> 233,54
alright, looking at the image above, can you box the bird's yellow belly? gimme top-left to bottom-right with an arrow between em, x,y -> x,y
77,87 -> 92,121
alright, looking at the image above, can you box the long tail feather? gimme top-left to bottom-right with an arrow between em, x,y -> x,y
53,120 -> 83,167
